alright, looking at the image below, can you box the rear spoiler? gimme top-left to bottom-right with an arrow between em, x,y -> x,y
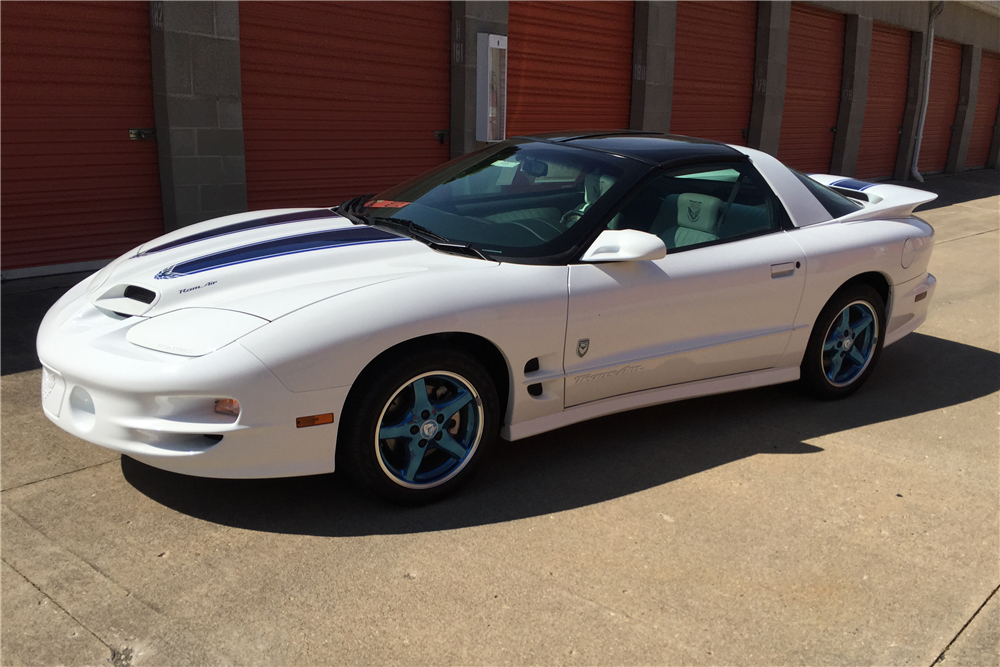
808,175 -> 938,221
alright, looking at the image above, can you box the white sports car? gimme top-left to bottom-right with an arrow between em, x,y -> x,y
38,132 -> 937,503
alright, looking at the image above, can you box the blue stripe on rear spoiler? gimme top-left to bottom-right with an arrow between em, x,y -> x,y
830,178 -> 877,191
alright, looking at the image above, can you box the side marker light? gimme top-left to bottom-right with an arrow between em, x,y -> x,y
214,398 -> 241,416
297,413 -> 334,428
915,291 -> 927,302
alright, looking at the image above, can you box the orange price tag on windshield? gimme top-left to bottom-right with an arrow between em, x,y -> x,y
367,200 -> 410,209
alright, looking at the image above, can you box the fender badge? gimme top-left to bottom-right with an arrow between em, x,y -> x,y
577,339 -> 590,358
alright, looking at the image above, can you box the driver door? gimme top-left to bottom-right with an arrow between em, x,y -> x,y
564,162 -> 807,407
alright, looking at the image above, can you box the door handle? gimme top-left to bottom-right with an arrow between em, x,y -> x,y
771,262 -> 797,278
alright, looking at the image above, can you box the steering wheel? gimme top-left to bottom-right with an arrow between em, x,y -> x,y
560,208 -> 585,227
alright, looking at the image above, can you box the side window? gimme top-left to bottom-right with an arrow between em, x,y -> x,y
611,163 -> 783,251
791,170 -> 864,218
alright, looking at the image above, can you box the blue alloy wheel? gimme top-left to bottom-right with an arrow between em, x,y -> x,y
821,300 -> 879,387
375,371 -> 484,489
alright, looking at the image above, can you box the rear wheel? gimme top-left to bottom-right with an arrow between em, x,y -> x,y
801,284 -> 885,399
339,348 -> 499,504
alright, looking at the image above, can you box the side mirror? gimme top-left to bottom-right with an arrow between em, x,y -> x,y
580,229 -> 667,263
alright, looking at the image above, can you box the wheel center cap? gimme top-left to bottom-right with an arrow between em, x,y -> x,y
843,338 -> 853,350
420,420 -> 439,439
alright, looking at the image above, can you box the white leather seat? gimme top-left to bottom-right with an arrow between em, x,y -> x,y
656,192 -> 723,249
562,172 -> 616,226
584,173 -> 616,205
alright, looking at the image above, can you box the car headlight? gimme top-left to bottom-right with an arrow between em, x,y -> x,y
126,308 -> 268,357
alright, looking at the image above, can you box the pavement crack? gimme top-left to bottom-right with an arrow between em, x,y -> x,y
934,228 -> 999,245
2,503 -> 166,617
0,554 -> 115,655
1,457 -> 121,493
930,583 -> 999,666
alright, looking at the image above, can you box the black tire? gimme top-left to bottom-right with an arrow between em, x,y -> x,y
801,283 -> 886,400
338,346 -> 500,504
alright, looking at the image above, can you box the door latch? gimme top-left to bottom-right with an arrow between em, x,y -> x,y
771,262 -> 798,278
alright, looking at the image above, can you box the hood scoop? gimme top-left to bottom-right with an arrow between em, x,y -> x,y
93,284 -> 160,317
123,285 -> 156,304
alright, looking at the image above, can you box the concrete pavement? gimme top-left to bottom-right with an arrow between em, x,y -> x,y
2,170 -> 998,666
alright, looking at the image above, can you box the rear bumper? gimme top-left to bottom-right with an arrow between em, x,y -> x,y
885,272 -> 936,347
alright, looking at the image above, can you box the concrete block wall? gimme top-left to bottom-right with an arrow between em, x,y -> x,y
149,0 -> 247,232
829,14 -> 872,176
629,1 -> 676,133
747,1 -> 791,156
947,45 -> 981,173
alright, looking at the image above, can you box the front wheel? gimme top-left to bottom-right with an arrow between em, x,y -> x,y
801,284 -> 885,399
339,348 -> 499,504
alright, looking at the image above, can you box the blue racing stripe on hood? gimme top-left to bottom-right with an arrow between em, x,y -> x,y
153,227 -> 407,280
141,209 -> 342,255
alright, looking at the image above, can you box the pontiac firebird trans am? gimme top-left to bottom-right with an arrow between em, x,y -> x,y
38,132 -> 937,503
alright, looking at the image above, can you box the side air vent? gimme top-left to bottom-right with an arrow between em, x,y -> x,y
124,285 -> 156,304
524,357 -> 540,374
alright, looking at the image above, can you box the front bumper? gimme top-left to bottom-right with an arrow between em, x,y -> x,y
37,281 -> 349,479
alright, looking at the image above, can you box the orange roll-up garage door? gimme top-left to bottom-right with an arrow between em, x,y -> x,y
671,1 -> 757,145
506,1 -> 633,136
1,1 -> 163,271
779,4 -> 845,173
856,22 -> 911,179
920,38 -> 962,174
240,2 -> 450,210
966,50 -> 1000,168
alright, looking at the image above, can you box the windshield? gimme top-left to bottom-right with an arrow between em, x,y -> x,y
360,139 -> 642,260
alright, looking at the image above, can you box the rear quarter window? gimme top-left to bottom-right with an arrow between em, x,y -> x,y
793,171 -> 864,218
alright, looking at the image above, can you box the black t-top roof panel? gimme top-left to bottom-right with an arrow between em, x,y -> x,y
513,131 -> 745,165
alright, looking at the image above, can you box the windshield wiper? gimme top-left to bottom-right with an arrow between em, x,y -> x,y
377,217 -> 449,243
337,202 -> 489,261
336,194 -> 374,225
425,242 -> 491,261
376,217 -> 490,261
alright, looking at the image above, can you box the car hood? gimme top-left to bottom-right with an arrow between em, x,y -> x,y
85,208 -> 497,321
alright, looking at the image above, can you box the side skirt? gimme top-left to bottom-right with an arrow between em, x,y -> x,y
504,366 -> 801,441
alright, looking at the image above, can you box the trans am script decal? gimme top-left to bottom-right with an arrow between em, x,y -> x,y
573,364 -> 644,384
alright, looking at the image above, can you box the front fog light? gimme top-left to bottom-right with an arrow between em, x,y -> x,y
215,398 -> 241,417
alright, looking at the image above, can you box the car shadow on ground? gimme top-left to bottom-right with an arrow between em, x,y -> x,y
122,332 -> 1000,536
